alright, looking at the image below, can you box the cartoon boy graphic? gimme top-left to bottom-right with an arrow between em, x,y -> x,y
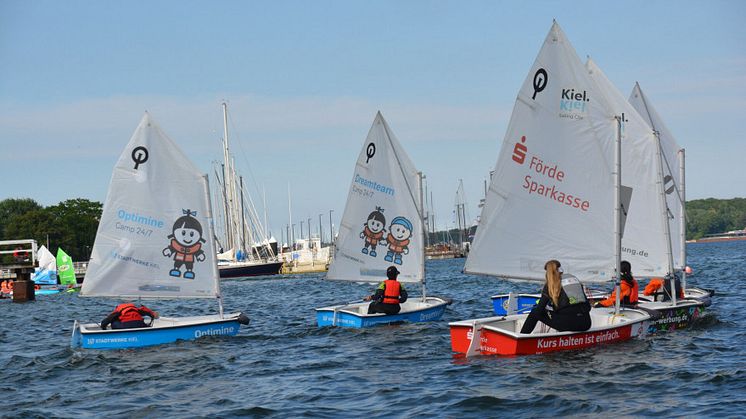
384,216 -> 412,265
360,207 -> 386,257
162,209 -> 206,279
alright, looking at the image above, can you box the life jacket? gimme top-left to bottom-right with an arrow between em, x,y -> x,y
363,226 -> 384,246
386,234 -> 410,253
114,303 -> 145,323
621,277 -> 639,305
644,277 -> 684,300
559,275 -> 588,307
170,239 -> 202,263
382,280 -> 401,304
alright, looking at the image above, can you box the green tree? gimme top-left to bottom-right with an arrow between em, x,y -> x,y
0,198 -> 43,239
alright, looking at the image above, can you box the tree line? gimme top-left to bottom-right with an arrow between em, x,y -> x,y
0,197 -> 743,263
0,198 -> 101,263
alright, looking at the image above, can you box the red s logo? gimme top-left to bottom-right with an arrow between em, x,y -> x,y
512,136 -> 527,164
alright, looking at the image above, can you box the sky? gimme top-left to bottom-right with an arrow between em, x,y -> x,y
1,1 -> 744,243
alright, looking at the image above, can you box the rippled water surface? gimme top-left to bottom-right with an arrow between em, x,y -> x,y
2,241 -> 745,417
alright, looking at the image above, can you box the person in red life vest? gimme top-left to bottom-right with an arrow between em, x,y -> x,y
384,216 -> 412,265
13,246 -> 29,263
364,266 -> 409,315
100,302 -> 159,330
520,260 -> 591,334
643,276 -> 684,301
360,207 -> 386,258
595,260 -> 639,307
163,209 -> 206,279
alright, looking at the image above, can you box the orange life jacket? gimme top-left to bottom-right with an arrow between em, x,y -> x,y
363,226 -> 384,246
170,239 -> 202,263
386,234 -> 410,253
644,277 -> 684,299
114,303 -> 146,323
382,280 -> 401,304
599,278 -> 639,307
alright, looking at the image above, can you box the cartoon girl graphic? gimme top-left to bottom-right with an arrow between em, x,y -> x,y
162,209 -> 206,279
360,207 -> 386,257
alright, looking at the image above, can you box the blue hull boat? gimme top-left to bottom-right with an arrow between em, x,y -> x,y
316,297 -> 449,328
71,312 -> 249,349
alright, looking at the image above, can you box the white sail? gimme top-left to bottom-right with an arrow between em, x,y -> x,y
82,113 -> 219,298
466,22 -> 626,283
37,245 -> 56,273
629,83 -> 684,270
327,112 -> 424,284
585,59 -> 670,277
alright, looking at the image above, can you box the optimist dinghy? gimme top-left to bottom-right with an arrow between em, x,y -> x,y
71,113 -> 249,350
316,112 -> 450,328
451,21 -> 656,357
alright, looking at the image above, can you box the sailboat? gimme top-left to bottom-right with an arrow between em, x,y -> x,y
71,113 -> 249,350
215,103 -> 284,279
31,245 -> 58,287
316,112 -> 450,328
628,83 -> 714,305
450,22 -> 651,356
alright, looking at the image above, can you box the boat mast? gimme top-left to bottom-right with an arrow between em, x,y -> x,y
654,131 -> 677,306
613,114 -> 623,315
203,174 -> 224,318
679,148 -> 687,292
418,171 -> 427,300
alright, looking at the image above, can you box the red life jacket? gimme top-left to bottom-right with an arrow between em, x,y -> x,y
382,280 -> 401,304
114,303 -> 145,323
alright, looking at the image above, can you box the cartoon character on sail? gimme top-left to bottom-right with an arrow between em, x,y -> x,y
162,209 -> 206,279
360,207 -> 386,257
384,216 -> 412,265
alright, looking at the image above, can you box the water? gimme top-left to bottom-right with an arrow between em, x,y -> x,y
2,241 -> 745,417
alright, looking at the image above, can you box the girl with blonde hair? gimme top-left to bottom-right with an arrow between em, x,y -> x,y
520,259 -> 592,334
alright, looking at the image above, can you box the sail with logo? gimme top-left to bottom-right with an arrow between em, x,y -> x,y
450,21 -> 651,356
317,112 -> 450,328
71,113 -> 249,349
583,59 -> 710,330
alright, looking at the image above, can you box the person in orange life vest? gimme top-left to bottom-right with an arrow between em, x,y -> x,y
364,266 -> 409,315
520,260 -> 592,334
595,260 -> 639,307
0,279 -> 13,295
100,302 -> 159,330
360,207 -> 386,258
163,209 -> 206,279
644,276 -> 684,301
384,216 -> 412,265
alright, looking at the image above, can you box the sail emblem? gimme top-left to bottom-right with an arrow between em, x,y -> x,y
131,146 -> 149,170
512,136 -> 528,164
532,68 -> 548,99
366,142 -> 376,163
